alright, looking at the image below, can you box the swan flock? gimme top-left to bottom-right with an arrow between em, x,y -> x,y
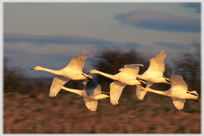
32,50 -> 199,111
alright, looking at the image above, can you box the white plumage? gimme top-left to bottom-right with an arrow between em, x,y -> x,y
61,80 -> 109,111
89,64 -> 145,105
143,72 -> 198,110
136,50 -> 170,100
32,51 -> 92,97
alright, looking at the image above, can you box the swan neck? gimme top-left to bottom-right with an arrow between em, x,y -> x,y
61,86 -> 82,96
38,67 -> 60,75
95,70 -> 115,80
137,74 -> 143,79
146,88 -> 168,96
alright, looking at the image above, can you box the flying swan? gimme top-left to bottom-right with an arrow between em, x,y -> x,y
61,74 -> 109,111
119,50 -> 170,100
89,64 -> 146,105
142,71 -> 198,110
31,51 -> 92,97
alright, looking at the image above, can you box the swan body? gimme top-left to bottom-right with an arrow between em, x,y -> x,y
32,51 -> 92,97
143,72 -> 199,110
61,80 -> 109,111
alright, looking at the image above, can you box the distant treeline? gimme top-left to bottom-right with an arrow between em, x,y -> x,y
4,43 -> 200,96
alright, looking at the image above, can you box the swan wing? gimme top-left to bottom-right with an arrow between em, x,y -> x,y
170,72 -> 188,91
83,98 -> 98,111
122,64 -> 144,76
145,50 -> 166,75
85,80 -> 101,96
110,81 -> 127,105
172,97 -> 186,110
49,75 -> 70,97
136,82 -> 153,100
66,51 -> 89,71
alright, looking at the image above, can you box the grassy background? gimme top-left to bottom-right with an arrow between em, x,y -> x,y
4,85 -> 201,134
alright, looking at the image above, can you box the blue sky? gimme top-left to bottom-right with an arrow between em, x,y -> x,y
3,2 -> 201,78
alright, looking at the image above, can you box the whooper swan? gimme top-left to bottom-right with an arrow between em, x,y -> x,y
61,76 -> 109,111
89,64 -> 147,105
120,50 -> 170,100
32,51 -> 92,97
142,71 -> 198,110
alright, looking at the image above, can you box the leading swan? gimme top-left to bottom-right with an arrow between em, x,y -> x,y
32,51 -> 92,97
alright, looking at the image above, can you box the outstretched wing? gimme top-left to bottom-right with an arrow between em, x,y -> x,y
110,81 -> 127,105
121,64 -> 144,77
145,50 -> 166,76
172,97 -> 186,110
83,98 -> 98,111
66,51 -> 89,71
136,81 -> 153,100
49,75 -> 70,97
170,72 -> 188,92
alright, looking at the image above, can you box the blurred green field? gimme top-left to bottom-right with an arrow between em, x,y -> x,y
4,86 -> 201,134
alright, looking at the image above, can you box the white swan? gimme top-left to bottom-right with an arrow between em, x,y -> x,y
89,64 -> 146,105
32,51 -> 92,97
119,50 -> 170,100
61,78 -> 109,111
142,72 -> 199,110
136,50 -> 170,84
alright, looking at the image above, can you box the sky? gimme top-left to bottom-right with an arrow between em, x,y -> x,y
3,2 -> 201,78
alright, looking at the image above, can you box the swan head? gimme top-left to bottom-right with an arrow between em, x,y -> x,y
186,90 -> 199,101
118,68 -> 124,72
82,73 -> 93,80
88,69 -> 98,74
31,66 -> 42,70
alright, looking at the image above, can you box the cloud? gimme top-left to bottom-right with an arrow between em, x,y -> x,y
155,42 -> 194,50
114,9 -> 200,32
4,33 -> 114,46
183,3 -> 201,13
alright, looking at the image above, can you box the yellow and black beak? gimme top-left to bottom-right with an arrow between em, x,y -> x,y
82,73 -> 87,78
31,67 -> 36,70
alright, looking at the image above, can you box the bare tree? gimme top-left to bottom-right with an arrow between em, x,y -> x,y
173,43 -> 201,94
